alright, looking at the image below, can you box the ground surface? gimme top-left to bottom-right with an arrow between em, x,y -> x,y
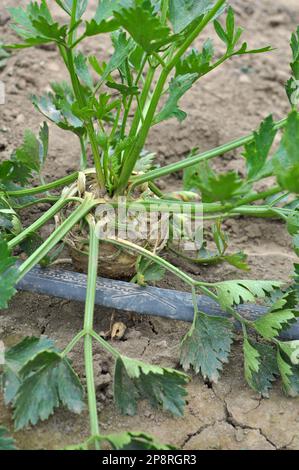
1,0 -> 299,450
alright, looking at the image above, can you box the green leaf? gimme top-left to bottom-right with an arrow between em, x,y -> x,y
114,356 -> 188,417
212,221 -> 228,254
254,305 -> 297,340
273,110 -> 299,193
8,3 -> 47,40
136,257 -> 165,285
32,93 -> 84,134
279,340 -> 299,366
203,171 -> 244,203
225,5 -> 235,39
244,341 -> 278,396
74,52 -> 93,88
2,336 -> 55,405
15,130 -> 40,173
0,213 -> 13,234
214,6 -> 271,57
184,159 -> 244,202
169,0 -> 215,34
180,311 -> 233,382
243,337 -> 260,382
31,16 -> 68,42
277,350 -> 299,397
94,0 -> 125,22
216,280 -> 281,309
268,289 -> 298,312
55,0 -> 88,19
8,1 -> 67,47
290,26 -> 299,80
224,252 -> 250,272
287,210 -> 299,235
214,18 -> 228,44
13,350 -> 84,430
0,239 -> 18,309
0,43 -> 10,70
101,31 -> 135,83
293,234 -> 299,256
0,195 -> 21,237
285,77 -> 298,107
0,160 -> 32,187
232,43 -> 273,57
108,136 -> 136,176
14,125 -> 48,174
102,431 -> 173,450
243,115 -> 277,182
32,94 -> 62,124
83,1 -> 124,37
175,39 -> 214,77
0,427 -> 17,450
154,73 -> 197,124
66,430 -> 174,451
84,17 -> 120,37
106,81 -> 139,96
114,1 -> 173,53
39,122 -> 49,166
134,150 -> 156,173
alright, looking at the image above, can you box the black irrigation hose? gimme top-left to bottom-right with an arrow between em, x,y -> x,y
17,263 -> 299,340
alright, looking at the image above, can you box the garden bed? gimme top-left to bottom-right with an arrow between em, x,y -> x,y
1,0 -> 299,450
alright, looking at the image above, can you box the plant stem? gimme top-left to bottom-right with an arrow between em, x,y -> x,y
117,60 -> 170,193
191,286 -> 199,327
117,2 -> 227,194
8,189 -> 77,249
128,64 -> 156,140
198,284 -> 253,327
12,197 -> 60,210
230,205 -> 290,219
105,238 -> 196,286
17,196 -> 95,279
201,186 -> 282,214
130,118 -> 287,189
234,186 -> 282,205
148,181 -> 164,198
167,0 -> 226,71
6,172 -> 79,197
84,217 -> 100,447
124,186 -> 282,215
69,0 -> 78,46
161,0 -> 169,24
91,330 -> 120,359
79,135 -> 88,170
64,47 -> 105,189
120,54 -> 149,141
168,244 -> 225,266
62,330 -> 85,357
116,66 -> 167,193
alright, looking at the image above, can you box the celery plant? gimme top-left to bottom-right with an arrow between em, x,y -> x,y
1,0 -> 299,449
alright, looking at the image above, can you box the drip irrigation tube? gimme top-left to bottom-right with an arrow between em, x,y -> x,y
17,263 -> 299,340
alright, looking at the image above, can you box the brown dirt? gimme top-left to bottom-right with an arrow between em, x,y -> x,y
1,0 -> 299,450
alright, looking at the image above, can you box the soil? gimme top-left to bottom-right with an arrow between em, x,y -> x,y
1,0 -> 299,450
